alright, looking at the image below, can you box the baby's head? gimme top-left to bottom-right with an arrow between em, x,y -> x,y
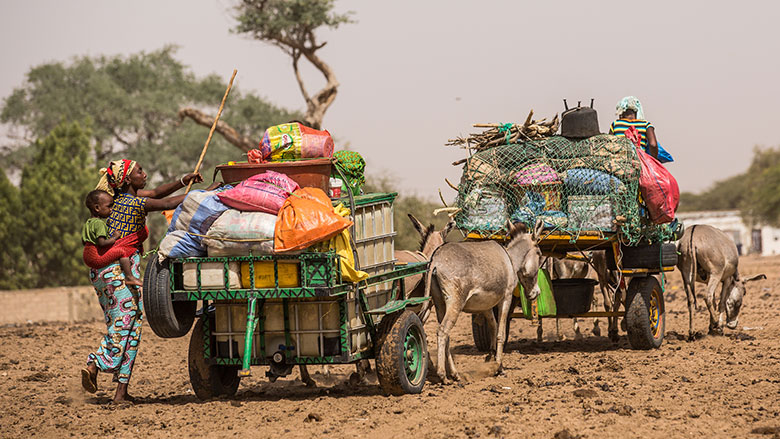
85,190 -> 113,218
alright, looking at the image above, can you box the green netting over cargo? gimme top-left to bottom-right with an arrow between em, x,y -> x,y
455,135 -> 673,245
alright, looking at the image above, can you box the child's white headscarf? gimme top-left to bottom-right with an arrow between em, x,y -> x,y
616,96 -> 645,120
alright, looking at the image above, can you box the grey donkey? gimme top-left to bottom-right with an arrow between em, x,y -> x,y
677,224 -> 766,340
341,215 -> 455,387
543,252 -> 621,341
395,214 -> 455,304
426,221 -> 544,383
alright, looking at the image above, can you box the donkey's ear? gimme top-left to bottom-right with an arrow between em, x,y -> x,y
408,214 -> 425,236
532,218 -> 545,242
441,220 -> 456,238
743,273 -> 767,283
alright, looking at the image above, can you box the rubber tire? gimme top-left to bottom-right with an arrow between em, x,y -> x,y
188,318 -> 241,400
143,257 -> 196,338
471,313 -> 493,353
625,276 -> 665,350
471,296 -> 519,353
375,310 -> 428,395
607,243 -> 678,270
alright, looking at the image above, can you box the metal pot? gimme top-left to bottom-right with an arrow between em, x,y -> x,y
560,100 -> 600,138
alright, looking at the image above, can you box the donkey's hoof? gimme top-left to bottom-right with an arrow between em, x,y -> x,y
348,372 -> 364,387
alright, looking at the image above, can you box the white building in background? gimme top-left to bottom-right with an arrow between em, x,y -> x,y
676,210 -> 780,256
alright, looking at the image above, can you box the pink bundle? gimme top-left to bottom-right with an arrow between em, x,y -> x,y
515,163 -> 559,185
217,170 -> 300,214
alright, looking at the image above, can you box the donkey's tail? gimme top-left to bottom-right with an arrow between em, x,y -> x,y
688,225 -> 698,310
418,266 -> 437,324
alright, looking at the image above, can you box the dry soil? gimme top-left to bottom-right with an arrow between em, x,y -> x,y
1,255 -> 779,439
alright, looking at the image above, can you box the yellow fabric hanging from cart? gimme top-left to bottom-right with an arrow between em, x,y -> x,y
316,203 -> 369,283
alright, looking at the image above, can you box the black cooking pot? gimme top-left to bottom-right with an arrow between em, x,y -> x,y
561,102 -> 600,138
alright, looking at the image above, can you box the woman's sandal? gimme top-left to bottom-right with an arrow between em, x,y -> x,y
81,368 -> 98,393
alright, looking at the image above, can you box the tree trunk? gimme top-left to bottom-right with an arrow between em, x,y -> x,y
293,48 -> 339,130
177,108 -> 257,152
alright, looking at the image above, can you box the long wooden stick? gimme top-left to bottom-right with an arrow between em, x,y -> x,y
186,69 -> 238,193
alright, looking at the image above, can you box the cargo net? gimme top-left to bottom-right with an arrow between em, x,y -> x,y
454,135 -> 673,245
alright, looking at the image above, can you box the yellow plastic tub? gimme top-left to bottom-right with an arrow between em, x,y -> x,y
240,261 -> 300,289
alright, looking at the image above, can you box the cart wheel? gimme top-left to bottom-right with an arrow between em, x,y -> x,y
471,296 -> 518,353
188,317 -> 240,400
471,313 -> 493,353
625,276 -> 665,349
375,310 -> 428,395
143,257 -> 195,338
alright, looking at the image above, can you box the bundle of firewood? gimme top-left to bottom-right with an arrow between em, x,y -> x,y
446,110 -> 559,152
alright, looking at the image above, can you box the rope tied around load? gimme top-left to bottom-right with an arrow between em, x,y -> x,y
497,123 -> 514,145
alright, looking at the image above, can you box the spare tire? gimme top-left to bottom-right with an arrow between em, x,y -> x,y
143,257 -> 196,338
607,243 -> 677,270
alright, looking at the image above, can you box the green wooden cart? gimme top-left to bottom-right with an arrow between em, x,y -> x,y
143,192 -> 430,398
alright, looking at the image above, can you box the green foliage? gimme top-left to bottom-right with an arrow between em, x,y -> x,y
679,146 -> 780,226
677,173 -> 748,212
233,0 -> 354,54
0,168 -> 32,289
1,47 -> 300,182
364,175 -> 456,251
18,122 -> 94,288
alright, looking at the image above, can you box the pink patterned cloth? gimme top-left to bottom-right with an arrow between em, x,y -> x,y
515,163 -> 560,185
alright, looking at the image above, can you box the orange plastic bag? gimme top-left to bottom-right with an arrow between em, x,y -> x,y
274,187 -> 352,252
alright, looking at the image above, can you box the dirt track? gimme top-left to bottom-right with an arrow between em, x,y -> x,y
1,256 -> 779,439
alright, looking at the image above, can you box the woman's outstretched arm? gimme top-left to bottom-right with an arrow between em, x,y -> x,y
138,173 -> 203,199
142,180 -> 222,213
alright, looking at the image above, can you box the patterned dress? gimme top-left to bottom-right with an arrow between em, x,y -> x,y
88,192 -> 147,384
87,254 -> 144,384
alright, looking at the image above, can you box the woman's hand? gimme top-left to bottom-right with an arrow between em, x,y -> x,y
181,172 -> 204,186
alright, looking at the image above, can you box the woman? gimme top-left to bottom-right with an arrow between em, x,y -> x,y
81,159 -> 217,403
609,96 -> 659,159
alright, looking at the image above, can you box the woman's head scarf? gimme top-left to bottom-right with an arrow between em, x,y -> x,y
616,96 -> 645,120
95,159 -> 136,197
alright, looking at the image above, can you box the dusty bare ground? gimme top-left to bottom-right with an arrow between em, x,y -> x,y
1,255 -> 779,439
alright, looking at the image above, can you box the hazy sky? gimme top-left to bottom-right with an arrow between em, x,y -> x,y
2,1 -> 778,199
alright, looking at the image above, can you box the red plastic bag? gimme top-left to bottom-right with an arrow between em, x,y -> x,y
636,147 -> 679,224
274,187 -> 352,252
217,170 -> 299,214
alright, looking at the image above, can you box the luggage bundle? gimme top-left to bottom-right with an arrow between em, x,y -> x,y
158,122 -> 368,282
454,132 -> 678,244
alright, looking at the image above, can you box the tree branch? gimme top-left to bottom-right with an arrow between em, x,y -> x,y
108,127 -> 133,148
298,47 -> 339,129
292,51 -> 312,105
177,108 -> 257,152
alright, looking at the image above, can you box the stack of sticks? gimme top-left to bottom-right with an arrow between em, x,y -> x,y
446,110 -> 559,153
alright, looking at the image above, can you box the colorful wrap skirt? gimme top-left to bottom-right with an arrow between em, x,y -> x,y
87,252 -> 143,384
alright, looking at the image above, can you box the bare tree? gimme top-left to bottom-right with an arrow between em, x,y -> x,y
178,0 -> 353,146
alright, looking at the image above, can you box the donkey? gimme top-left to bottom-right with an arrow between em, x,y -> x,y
340,215 -> 455,387
426,221 -> 544,383
541,252 -> 621,341
547,258 -> 590,340
395,214 -> 455,301
677,224 -> 766,340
